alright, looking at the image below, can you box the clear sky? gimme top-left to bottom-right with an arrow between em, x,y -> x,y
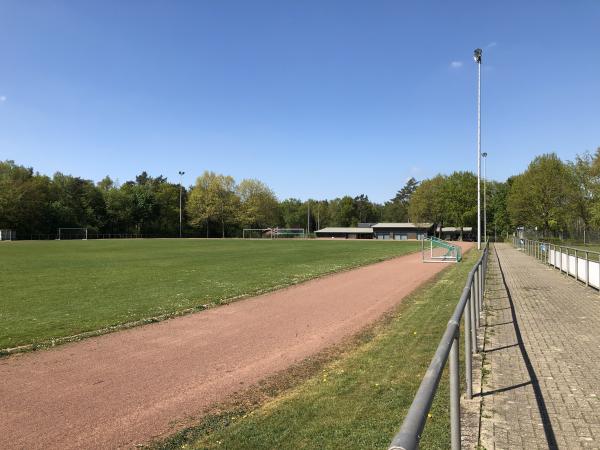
1,1 -> 599,203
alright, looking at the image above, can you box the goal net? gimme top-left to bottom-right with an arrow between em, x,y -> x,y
422,236 -> 461,263
242,228 -> 306,239
273,228 -> 305,239
242,228 -> 271,239
57,228 -> 88,240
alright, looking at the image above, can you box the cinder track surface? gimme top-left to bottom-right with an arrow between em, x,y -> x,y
0,243 -> 471,449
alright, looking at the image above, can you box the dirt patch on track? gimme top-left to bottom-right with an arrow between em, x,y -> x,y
0,242 -> 472,449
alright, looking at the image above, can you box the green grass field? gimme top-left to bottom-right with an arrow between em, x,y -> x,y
155,247 -> 477,450
0,239 -> 420,350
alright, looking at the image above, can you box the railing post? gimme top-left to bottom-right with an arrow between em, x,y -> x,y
464,293 -> 472,399
470,285 -> 477,353
567,248 -> 570,278
482,255 -> 486,291
479,262 -> 484,311
474,268 -> 480,330
575,249 -> 579,282
450,332 -> 461,450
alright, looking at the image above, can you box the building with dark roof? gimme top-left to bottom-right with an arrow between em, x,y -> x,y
315,223 -> 435,240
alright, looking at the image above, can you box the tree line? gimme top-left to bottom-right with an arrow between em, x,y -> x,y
1,150 -> 598,240
0,161 -> 417,238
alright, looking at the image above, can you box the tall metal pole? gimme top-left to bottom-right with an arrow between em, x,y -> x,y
482,152 -> 487,242
178,171 -> 185,238
317,203 -> 320,231
474,48 -> 482,250
307,200 -> 310,237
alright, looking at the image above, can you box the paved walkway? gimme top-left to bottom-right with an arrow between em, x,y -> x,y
480,243 -> 600,449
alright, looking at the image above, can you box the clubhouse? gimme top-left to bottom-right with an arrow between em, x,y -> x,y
315,223 -> 434,240
315,223 -> 474,241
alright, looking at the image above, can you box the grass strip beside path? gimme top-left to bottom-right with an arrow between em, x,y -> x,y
155,249 -> 478,450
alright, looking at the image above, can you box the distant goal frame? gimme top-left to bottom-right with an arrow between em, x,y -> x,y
242,228 -> 306,239
57,228 -> 88,240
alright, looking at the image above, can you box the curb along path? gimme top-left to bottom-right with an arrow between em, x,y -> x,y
480,243 -> 600,449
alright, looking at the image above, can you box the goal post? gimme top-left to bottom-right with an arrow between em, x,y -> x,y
57,228 -> 88,240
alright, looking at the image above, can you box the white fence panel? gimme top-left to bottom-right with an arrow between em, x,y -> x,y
577,257 -> 588,283
549,249 -> 558,268
589,260 -> 600,289
568,254 -> 577,277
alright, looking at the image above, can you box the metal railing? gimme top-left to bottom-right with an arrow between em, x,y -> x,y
388,243 -> 489,450
513,237 -> 600,292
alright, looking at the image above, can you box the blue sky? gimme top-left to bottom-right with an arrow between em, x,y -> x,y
1,1 -> 599,202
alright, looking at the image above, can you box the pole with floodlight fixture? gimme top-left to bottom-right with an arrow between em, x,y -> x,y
178,171 -> 185,238
482,152 -> 487,242
474,48 -> 482,250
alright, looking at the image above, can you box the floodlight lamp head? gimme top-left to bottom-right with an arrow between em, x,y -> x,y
473,48 -> 482,63
179,171 -> 185,176
482,152 -> 488,158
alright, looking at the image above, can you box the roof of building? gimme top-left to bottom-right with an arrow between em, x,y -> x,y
372,222 -> 433,229
437,226 -> 474,232
315,227 -> 374,234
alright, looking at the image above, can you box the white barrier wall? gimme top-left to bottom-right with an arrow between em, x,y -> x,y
549,248 -> 600,289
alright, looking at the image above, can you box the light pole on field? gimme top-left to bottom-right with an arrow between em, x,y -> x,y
482,152 -> 487,242
178,171 -> 185,238
474,48 -> 482,250
307,200 -> 310,238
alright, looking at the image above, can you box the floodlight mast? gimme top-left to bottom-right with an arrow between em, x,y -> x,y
178,171 -> 185,238
307,200 -> 310,238
482,152 -> 488,241
474,48 -> 482,250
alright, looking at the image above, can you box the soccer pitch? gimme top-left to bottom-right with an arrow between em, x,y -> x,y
1,239 -> 420,350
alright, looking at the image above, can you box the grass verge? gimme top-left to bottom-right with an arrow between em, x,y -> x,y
150,249 -> 478,450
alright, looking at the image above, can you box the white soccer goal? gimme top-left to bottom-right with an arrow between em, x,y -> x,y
57,228 -> 88,240
421,236 -> 462,263
242,228 -> 306,239
242,228 -> 270,239
273,228 -> 305,239
0,229 -> 16,241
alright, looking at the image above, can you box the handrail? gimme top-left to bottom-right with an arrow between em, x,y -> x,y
513,236 -> 600,258
513,237 -> 600,291
388,243 -> 488,450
